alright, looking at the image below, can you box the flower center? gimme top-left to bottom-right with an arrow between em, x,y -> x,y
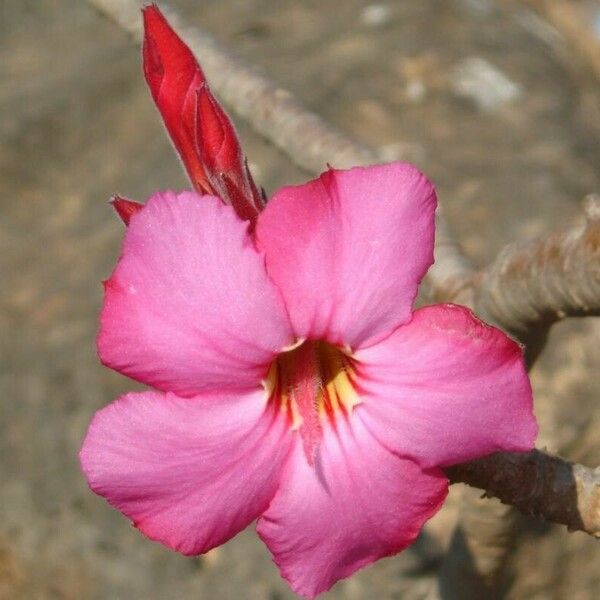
265,340 -> 359,463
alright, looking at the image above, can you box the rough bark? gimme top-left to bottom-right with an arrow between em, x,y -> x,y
474,195 -> 600,335
446,449 -> 600,537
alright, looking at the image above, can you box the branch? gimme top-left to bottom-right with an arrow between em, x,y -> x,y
474,195 -> 600,334
87,0 -> 600,539
445,449 -> 600,538
521,0 -> 600,82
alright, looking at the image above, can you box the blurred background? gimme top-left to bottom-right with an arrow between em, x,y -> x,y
1,0 -> 599,598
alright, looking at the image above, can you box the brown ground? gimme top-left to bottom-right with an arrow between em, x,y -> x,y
1,0 -> 599,598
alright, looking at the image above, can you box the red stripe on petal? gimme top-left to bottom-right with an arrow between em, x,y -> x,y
269,341 -> 360,464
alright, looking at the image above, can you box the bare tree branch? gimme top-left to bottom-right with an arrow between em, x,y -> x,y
474,195 -> 600,335
521,0 -> 600,82
445,449 -> 600,538
432,448 -> 600,599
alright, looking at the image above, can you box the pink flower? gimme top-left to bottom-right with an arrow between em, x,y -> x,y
81,164 -> 536,598
80,7 -> 537,599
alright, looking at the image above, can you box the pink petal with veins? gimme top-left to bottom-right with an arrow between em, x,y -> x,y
356,303 -> 537,468
98,190 -> 293,396
256,163 -> 436,349
257,415 -> 447,599
80,388 -> 293,555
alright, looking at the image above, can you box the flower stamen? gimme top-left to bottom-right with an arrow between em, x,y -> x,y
265,340 -> 360,463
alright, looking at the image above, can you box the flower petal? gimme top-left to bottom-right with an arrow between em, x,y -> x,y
98,190 -> 294,396
255,163 -> 436,349
257,416 -> 447,599
80,389 -> 293,556
356,304 -> 537,468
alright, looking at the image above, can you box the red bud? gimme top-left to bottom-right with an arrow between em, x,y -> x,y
195,84 -> 241,175
142,5 -> 210,194
194,85 -> 264,219
141,5 -> 262,222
